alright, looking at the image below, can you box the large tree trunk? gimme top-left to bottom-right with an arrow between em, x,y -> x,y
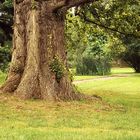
0,0 -> 82,100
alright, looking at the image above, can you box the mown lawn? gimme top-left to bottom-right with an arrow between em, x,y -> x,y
74,67 -> 135,81
0,68 -> 140,140
111,67 -> 135,74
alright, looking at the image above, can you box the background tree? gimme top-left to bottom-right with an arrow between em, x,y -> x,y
70,0 -> 140,72
121,37 -> 140,73
66,11 -> 111,76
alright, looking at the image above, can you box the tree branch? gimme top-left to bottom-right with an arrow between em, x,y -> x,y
34,0 -> 66,10
81,13 -> 140,39
64,0 -> 97,9
54,0 -> 98,16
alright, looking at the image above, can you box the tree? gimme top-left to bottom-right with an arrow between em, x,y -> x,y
75,0 -> 140,72
121,37 -> 140,73
0,0 -> 97,100
76,31 -> 111,75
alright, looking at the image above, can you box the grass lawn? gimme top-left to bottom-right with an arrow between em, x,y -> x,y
74,75 -> 100,81
74,67 -> 135,81
0,68 -> 140,140
111,67 -> 135,74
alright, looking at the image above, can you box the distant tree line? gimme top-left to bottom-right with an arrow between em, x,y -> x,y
66,0 -> 140,74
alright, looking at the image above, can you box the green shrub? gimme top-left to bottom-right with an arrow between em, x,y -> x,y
76,56 -> 111,75
0,42 -> 11,72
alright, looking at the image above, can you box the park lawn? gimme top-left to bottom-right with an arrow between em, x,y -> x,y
74,67 -> 135,81
111,67 -> 135,74
74,75 -> 101,81
77,74 -> 140,107
0,70 -> 140,140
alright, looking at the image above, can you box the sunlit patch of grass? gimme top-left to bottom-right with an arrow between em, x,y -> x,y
111,67 -> 135,74
74,75 -> 100,81
77,76 -> 140,96
77,75 -> 140,109
74,67 -> 135,81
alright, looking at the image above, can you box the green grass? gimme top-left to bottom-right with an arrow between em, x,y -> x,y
74,75 -> 100,81
0,68 -> 140,140
111,67 -> 135,74
74,67 -> 135,81
77,75 -> 140,106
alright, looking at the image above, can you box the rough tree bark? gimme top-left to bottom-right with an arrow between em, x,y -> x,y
0,0 -> 96,100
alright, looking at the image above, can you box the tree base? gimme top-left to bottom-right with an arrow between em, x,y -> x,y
0,83 -> 101,102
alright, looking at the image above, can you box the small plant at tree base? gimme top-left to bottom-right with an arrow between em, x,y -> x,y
49,56 -> 65,83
